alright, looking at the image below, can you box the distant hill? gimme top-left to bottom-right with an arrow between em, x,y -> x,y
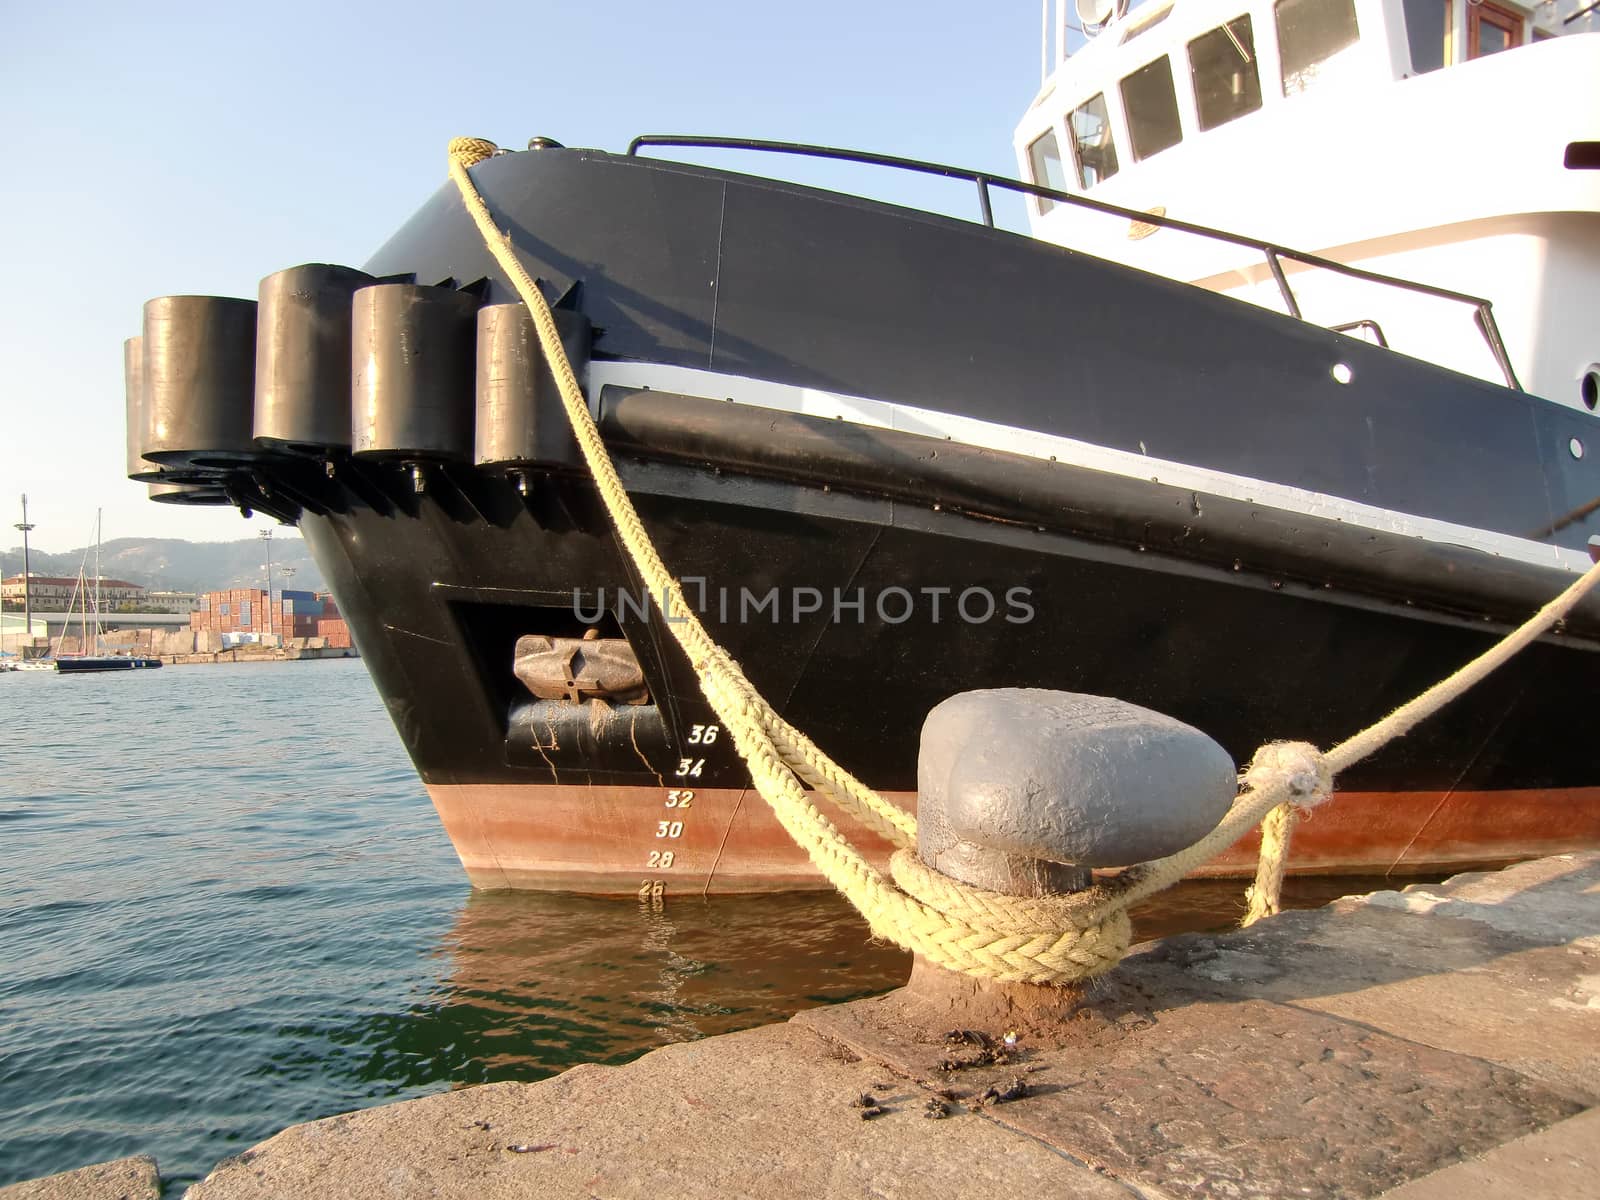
0,536 -> 325,595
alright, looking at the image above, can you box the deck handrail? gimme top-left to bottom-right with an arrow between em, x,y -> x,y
625,134 -> 1522,392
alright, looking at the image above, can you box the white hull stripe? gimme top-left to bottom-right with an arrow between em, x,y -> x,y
586,361 -> 1586,575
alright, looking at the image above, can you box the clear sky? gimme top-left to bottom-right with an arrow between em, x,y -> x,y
0,0 -> 1042,554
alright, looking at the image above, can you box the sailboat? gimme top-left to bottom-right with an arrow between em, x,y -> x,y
54,510 -> 162,674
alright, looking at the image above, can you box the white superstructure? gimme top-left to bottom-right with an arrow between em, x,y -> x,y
1014,0 -> 1600,409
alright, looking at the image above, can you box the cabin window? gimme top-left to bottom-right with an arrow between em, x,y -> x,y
1188,16 -> 1263,131
1120,56 -> 1184,161
1027,129 -> 1069,213
1069,93 -> 1120,187
1402,0 -> 1451,72
1275,0 -> 1361,94
1469,1 -> 1522,56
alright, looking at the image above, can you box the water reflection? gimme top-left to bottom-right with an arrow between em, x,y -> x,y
349,874 -> 1399,1093
400,890 -> 912,1086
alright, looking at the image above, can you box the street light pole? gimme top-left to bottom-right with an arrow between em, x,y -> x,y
14,494 -> 35,640
259,528 -> 274,645
279,566 -> 297,641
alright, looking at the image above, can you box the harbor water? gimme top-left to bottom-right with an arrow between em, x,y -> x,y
0,659 -> 1382,1191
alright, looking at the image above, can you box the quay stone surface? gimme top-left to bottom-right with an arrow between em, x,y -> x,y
1128,852 -> 1600,1103
1377,1107 -> 1600,1199
799,989 -> 1578,1199
1351,852 -> 1600,946
183,852 -> 1598,1199
185,1023 -> 1126,1200
0,1155 -> 160,1200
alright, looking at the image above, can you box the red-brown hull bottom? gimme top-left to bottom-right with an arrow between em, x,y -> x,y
427,782 -> 1600,895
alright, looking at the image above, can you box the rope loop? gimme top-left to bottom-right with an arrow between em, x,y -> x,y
447,137 -> 500,169
1244,741 -> 1331,813
890,851 -> 1132,983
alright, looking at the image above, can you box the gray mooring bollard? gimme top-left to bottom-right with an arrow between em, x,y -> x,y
906,688 -> 1236,1025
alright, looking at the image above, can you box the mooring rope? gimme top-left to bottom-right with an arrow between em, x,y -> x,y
446,137 -> 1600,982
1240,742 -> 1330,925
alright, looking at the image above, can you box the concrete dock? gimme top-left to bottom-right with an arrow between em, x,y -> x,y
159,646 -> 359,666
9,852 -> 1597,1199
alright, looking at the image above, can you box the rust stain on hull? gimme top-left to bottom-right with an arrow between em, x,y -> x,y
427,782 -> 1600,895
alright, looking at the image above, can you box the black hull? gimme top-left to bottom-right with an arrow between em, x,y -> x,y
363,149 -> 1598,557
296,452 -> 1597,800
55,657 -> 163,674
129,145 -> 1600,889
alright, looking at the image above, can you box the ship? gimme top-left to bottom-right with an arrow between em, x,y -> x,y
123,0 -> 1600,894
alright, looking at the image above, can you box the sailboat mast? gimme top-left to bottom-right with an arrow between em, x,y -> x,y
13,494 -> 34,640
94,509 -> 102,646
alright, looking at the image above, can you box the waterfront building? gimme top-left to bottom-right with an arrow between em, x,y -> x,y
136,590 -> 200,614
1,574 -> 146,609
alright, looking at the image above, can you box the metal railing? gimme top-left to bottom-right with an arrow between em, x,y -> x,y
626,134 -> 1522,391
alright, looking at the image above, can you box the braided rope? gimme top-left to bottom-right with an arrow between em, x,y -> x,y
1242,804 -> 1298,926
447,137 -> 499,168
891,851 -> 1131,981
446,138 -> 1600,980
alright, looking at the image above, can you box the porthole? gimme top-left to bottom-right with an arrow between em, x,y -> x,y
1581,366 -> 1599,411
1330,363 -> 1353,384
1570,437 -> 1585,460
